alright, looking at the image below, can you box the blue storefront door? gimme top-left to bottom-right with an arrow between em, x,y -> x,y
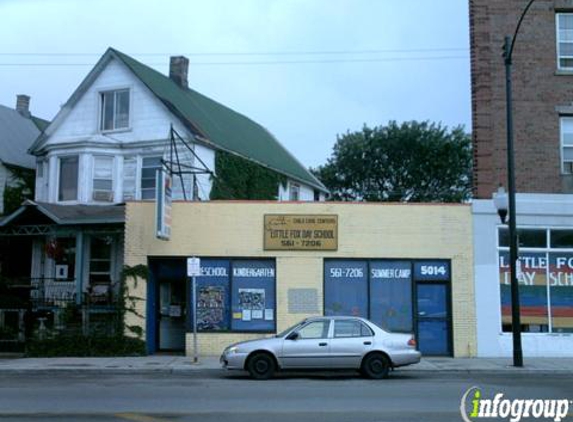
416,283 -> 451,356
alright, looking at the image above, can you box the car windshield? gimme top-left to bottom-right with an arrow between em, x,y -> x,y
275,321 -> 304,338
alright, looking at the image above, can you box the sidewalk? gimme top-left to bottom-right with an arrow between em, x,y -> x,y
0,355 -> 572,374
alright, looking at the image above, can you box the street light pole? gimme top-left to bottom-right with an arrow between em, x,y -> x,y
502,0 -> 536,367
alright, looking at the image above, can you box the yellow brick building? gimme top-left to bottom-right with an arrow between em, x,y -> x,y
124,201 -> 476,357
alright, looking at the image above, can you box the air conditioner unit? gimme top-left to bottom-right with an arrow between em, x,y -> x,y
93,190 -> 113,202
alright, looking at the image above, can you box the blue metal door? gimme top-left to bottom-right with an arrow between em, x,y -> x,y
416,284 -> 451,356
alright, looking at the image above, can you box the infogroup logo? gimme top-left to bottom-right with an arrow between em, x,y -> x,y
460,386 -> 571,422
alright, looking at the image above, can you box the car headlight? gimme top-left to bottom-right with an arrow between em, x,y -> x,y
226,346 -> 239,354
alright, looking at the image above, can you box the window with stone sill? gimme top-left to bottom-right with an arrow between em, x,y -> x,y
560,117 -> 573,174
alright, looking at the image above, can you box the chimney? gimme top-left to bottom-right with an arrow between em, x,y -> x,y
169,56 -> 189,89
16,94 -> 31,118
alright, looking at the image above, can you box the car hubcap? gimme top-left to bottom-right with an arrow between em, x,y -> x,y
371,359 -> 383,373
255,360 -> 268,373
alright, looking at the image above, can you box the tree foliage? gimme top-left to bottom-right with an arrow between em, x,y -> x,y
312,121 -> 472,203
2,166 -> 35,215
210,150 -> 287,200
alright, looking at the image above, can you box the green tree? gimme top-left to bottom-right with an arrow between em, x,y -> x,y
3,166 -> 35,215
312,121 -> 472,203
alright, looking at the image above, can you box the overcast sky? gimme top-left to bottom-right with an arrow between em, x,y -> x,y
0,0 -> 470,169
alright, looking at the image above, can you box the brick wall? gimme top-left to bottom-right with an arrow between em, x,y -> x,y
470,0 -> 573,198
124,201 -> 476,357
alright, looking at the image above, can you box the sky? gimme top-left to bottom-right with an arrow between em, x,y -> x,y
0,0 -> 471,169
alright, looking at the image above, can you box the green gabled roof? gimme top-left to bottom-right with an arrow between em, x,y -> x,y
31,115 -> 50,132
110,48 -> 327,193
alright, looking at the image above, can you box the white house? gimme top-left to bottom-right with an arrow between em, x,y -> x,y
0,47 -> 328,311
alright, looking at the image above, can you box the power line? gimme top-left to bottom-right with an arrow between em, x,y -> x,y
0,56 -> 469,67
0,47 -> 468,57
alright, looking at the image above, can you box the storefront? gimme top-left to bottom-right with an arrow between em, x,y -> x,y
124,201 -> 475,357
473,194 -> 573,357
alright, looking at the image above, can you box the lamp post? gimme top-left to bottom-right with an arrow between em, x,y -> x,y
499,0 -> 537,368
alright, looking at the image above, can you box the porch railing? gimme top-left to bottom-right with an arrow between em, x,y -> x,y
2,277 -> 117,308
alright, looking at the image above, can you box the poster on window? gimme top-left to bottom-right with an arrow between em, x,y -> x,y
197,286 -> 226,330
238,288 -> 265,311
194,259 -> 230,331
231,260 -> 276,332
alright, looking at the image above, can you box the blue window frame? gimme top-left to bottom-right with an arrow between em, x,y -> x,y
187,259 -> 276,333
324,260 -> 368,318
370,260 -> 413,333
231,260 -> 276,332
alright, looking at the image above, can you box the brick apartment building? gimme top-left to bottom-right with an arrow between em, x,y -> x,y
470,0 -> 573,357
471,0 -> 573,197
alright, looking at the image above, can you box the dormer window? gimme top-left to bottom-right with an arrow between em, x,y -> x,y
100,89 -> 130,131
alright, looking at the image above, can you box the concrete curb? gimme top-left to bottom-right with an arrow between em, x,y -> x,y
0,367 -> 571,376
1,357 -> 572,375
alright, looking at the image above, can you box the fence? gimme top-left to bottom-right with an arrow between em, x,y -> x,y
0,277 -> 124,353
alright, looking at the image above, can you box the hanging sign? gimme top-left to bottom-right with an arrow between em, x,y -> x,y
155,169 -> 172,240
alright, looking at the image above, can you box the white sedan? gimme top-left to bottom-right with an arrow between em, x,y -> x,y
220,316 -> 421,379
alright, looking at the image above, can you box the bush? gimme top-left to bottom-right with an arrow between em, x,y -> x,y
26,334 -> 145,357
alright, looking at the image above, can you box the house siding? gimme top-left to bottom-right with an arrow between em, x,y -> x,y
47,58 -> 190,145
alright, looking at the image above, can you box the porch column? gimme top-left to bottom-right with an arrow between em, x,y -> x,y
75,231 -> 84,305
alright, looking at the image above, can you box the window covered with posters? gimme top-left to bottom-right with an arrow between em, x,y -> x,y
193,259 -> 276,333
498,228 -> 573,333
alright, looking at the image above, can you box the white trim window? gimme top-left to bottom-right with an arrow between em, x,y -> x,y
289,182 -> 300,201
58,156 -> 79,202
123,156 -> 137,201
557,13 -> 573,70
560,117 -> 573,174
100,89 -> 130,131
92,156 -> 114,202
141,156 -> 162,200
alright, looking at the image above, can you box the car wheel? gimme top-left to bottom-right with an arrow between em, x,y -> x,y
247,353 -> 276,380
361,353 -> 390,379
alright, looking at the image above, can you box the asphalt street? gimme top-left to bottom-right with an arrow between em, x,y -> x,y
0,370 -> 571,422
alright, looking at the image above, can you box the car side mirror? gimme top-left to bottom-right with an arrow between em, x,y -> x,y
286,332 -> 299,341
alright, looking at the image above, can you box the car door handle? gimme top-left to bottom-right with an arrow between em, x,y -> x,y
363,341 -> 372,345
318,342 -> 328,346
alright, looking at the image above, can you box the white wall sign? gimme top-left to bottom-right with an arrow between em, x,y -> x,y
55,265 -> 69,279
187,257 -> 201,277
